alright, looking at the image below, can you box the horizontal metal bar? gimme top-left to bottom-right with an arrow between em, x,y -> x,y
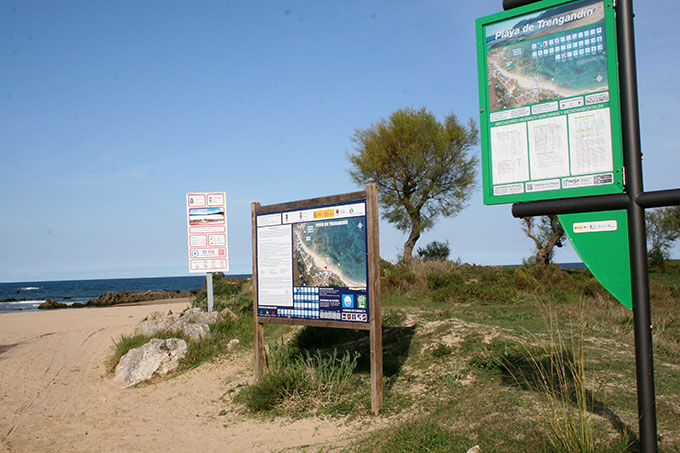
511,193 -> 630,218
636,188 -> 680,209
503,0 -> 542,11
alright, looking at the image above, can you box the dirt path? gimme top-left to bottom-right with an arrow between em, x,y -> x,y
0,300 -> 366,452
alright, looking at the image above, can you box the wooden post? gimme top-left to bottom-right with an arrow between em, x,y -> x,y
366,183 -> 383,415
251,202 -> 265,379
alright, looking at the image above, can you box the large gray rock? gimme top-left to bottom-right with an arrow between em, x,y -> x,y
135,307 -> 234,342
114,338 -> 187,385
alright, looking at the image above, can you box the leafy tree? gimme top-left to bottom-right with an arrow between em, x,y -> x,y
348,107 -> 478,263
646,206 -> 680,267
521,215 -> 565,266
417,240 -> 451,261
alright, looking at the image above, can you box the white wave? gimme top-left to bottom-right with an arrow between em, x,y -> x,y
4,300 -> 45,305
19,287 -> 40,290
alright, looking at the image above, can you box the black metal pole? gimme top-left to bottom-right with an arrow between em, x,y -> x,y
616,0 -> 658,450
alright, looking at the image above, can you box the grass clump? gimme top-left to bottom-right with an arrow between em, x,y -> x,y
367,419 -> 472,452
107,333 -> 152,371
191,274 -> 252,315
235,342 -> 361,415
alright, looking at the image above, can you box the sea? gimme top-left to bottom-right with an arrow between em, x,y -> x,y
0,275 -> 247,314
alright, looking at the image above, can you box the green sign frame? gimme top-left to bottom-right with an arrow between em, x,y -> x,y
476,0 -> 624,205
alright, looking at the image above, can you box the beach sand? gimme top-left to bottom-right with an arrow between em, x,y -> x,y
0,299 -> 367,452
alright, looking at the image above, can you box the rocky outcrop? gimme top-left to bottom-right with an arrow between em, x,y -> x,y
114,338 -> 188,385
135,307 -> 238,342
38,299 -> 68,309
87,290 -> 190,307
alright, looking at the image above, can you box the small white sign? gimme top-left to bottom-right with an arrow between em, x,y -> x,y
186,192 -> 228,273
525,179 -> 561,192
573,220 -> 617,233
493,183 -> 524,196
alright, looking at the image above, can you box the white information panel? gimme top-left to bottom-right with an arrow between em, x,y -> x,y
186,192 -> 229,273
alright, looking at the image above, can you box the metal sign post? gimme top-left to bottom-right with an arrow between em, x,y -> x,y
206,272 -> 214,313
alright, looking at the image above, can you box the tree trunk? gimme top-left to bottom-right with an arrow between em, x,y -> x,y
535,222 -> 564,266
401,214 -> 423,264
402,229 -> 421,264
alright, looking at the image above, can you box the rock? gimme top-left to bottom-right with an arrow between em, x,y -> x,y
181,307 -> 223,325
38,299 -> 68,310
114,338 -> 187,385
87,290 -> 191,307
181,322 -> 211,342
220,307 -> 238,321
136,311 -> 178,337
227,339 -> 240,351
135,307 -> 224,342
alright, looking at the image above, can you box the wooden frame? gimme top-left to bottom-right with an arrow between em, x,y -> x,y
251,184 -> 383,414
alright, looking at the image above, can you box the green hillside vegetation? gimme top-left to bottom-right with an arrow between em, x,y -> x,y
110,264 -> 680,451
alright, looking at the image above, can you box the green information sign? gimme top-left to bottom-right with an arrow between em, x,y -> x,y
476,0 -> 624,205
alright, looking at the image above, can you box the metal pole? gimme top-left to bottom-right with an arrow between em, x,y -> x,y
616,0 -> 658,450
207,272 -> 214,313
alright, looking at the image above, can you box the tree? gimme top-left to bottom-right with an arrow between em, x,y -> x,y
348,107 -> 478,263
417,240 -> 451,261
646,206 -> 680,267
521,215 -> 565,266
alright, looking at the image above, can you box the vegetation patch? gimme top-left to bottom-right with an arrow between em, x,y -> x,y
234,343 -> 363,416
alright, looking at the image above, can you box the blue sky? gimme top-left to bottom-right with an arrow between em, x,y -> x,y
1,0 -> 678,282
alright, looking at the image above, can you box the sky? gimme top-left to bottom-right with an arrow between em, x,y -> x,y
1,0 -> 678,282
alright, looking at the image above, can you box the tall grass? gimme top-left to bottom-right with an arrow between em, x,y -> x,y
235,342 -> 361,415
483,302 -> 631,452
532,306 -> 594,452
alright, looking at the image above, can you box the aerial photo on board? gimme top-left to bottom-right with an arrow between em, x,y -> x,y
293,217 -> 367,288
486,0 -> 608,111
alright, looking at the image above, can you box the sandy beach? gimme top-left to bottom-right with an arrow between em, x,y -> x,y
0,299 -> 367,452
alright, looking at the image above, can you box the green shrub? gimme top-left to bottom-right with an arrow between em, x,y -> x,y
417,240 -> 450,261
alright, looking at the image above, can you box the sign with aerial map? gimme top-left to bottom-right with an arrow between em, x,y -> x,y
476,0 -> 624,204
251,187 -> 383,414
255,201 -> 370,324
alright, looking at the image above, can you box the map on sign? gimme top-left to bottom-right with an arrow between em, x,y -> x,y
487,2 -> 607,112
293,217 -> 367,288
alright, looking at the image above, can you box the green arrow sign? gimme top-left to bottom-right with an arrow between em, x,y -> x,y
559,210 -> 632,309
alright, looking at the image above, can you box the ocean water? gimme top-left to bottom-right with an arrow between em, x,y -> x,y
0,276 -> 224,313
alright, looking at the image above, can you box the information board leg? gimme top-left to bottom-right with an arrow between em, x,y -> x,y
367,183 -> 383,415
251,201 -> 266,379
206,272 -> 214,313
369,324 -> 383,415
254,322 -> 265,379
